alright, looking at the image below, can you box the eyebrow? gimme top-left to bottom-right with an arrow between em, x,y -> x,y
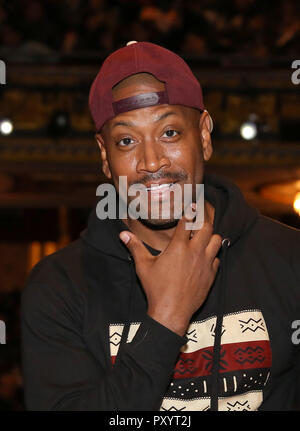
111,111 -> 178,130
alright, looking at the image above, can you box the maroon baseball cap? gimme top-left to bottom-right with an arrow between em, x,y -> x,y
89,41 -> 206,132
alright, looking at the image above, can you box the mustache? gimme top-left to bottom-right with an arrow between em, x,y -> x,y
129,171 -> 188,188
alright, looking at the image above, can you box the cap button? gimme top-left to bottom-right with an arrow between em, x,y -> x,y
126,41 -> 138,46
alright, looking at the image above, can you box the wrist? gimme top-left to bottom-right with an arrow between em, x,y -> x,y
147,308 -> 189,337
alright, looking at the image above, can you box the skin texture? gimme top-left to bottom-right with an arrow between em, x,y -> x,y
95,73 -> 222,336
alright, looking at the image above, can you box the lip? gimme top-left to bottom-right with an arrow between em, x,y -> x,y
145,182 -> 179,204
144,180 -> 178,190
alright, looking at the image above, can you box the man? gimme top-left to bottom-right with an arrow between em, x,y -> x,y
21,41 -> 300,411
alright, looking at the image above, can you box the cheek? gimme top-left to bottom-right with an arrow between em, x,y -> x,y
106,149 -> 138,185
167,139 -> 203,175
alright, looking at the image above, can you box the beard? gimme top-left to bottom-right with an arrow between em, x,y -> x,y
138,216 -> 179,230
128,195 -> 186,229
137,200 -> 182,229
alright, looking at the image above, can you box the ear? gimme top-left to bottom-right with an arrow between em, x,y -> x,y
199,111 -> 213,162
95,133 -> 112,179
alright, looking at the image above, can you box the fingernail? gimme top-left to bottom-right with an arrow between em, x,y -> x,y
185,203 -> 196,220
120,233 -> 130,244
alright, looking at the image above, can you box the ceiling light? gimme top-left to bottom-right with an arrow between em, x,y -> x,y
0,118 -> 13,135
240,121 -> 257,140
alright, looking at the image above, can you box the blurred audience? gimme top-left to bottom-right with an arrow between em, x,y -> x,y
0,0 -> 299,58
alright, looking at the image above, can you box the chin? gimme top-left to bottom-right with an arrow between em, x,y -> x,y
138,217 -> 179,230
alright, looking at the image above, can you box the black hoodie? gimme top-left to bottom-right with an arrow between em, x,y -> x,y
21,173 -> 300,411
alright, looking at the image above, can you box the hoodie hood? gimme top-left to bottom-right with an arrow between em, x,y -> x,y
204,173 -> 259,246
81,205 -> 131,261
81,173 -> 259,255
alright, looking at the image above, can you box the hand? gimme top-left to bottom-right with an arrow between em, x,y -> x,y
119,209 -> 222,336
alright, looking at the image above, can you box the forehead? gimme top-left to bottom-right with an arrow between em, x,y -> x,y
102,104 -> 199,136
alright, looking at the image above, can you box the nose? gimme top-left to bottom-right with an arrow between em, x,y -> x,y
136,139 -> 171,173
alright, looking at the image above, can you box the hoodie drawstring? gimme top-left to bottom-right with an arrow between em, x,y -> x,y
210,237 -> 230,411
115,254 -> 135,367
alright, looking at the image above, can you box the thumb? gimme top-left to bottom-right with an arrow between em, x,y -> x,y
119,231 -> 150,262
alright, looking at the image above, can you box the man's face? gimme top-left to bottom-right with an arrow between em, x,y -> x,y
96,74 -> 213,228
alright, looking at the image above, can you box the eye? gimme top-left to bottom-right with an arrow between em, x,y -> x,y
162,129 -> 180,138
117,137 -> 134,147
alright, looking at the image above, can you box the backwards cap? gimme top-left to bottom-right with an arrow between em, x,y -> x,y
89,41 -> 207,132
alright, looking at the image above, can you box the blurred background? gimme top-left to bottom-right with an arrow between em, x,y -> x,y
0,0 -> 299,410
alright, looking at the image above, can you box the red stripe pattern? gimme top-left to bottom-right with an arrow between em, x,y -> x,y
172,340 -> 271,379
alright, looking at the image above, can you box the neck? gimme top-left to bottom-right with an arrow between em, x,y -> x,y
122,200 -> 215,252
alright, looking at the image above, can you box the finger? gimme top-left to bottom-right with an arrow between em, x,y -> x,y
172,203 -> 196,242
185,198 -> 204,232
212,257 -> 220,273
205,234 -> 222,262
190,221 -> 214,248
119,231 -> 151,262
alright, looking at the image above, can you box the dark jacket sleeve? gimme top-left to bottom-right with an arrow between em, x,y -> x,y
21,264 -> 186,411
